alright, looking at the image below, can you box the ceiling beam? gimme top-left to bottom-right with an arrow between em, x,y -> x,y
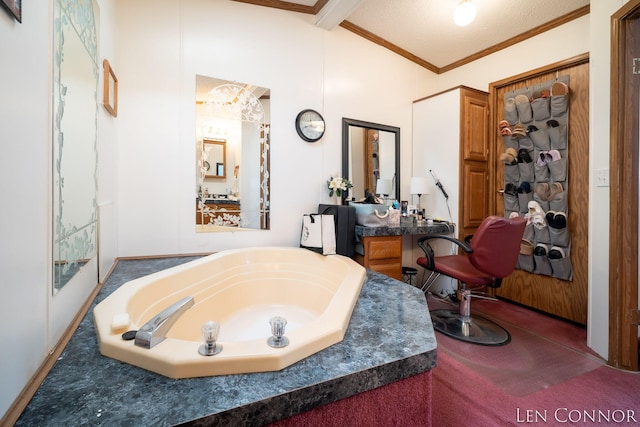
315,0 -> 364,30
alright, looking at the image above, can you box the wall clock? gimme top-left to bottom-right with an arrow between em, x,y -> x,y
295,109 -> 325,142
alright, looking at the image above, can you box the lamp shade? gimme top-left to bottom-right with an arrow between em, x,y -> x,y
410,177 -> 430,196
376,178 -> 393,196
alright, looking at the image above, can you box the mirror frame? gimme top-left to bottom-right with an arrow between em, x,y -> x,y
342,118 -> 401,201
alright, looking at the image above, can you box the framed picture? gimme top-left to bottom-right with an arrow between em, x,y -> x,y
103,59 -> 118,117
1,0 -> 21,22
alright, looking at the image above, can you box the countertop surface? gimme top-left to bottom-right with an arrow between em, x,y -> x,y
199,197 -> 240,205
16,255 -> 437,427
355,219 -> 455,237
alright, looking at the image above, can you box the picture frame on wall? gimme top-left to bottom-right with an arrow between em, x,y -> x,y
103,59 -> 118,117
1,0 -> 21,22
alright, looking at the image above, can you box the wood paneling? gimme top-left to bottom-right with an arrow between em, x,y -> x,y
489,56 -> 590,324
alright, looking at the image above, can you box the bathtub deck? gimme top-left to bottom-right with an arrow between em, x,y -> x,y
16,256 -> 437,426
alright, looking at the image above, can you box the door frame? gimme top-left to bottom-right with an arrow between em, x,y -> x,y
609,0 -> 640,371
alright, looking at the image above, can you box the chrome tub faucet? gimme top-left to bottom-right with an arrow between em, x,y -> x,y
134,296 -> 195,349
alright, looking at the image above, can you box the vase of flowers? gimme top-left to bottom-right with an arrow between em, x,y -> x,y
327,176 -> 353,204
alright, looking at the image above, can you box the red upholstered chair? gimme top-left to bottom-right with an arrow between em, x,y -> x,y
417,215 -> 526,345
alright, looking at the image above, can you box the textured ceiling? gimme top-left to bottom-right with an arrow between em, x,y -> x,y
236,0 -> 590,72
346,0 -> 589,68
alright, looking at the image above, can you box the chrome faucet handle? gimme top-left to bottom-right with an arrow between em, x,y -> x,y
198,321 -> 223,356
267,316 -> 289,348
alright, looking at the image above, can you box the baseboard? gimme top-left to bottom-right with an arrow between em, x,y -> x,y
0,280 -> 104,427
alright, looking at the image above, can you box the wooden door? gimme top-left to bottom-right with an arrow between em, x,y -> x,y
609,0 -> 640,371
489,56 -> 590,324
460,88 -> 489,238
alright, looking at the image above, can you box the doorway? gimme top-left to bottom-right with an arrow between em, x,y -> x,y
609,0 -> 640,371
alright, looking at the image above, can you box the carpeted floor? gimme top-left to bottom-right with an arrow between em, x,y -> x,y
428,296 -> 603,396
429,295 -> 640,426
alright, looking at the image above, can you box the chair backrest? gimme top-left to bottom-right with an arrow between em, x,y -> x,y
468,215 -> 526,279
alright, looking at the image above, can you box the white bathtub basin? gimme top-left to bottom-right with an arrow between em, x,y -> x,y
93,247 -> 367,379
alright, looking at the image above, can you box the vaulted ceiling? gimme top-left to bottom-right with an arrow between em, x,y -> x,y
233,0 -> 590,73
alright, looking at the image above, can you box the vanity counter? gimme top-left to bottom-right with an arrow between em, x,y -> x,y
16,256 -> 437,426
201,197 -> 240,205
355,219 -> 455,237
354,220 -> 455,280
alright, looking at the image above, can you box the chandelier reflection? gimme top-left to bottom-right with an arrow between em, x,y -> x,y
204,83 -> 264,124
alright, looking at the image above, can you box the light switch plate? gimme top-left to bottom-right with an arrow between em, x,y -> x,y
595,168 -> 609,187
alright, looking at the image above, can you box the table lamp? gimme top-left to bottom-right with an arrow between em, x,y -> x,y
410,177 -> 430,214
376,178 -> 393,206
376,178 -> 393,199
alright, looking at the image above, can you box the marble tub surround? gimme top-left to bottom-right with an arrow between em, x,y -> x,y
93,247 -> 368,378
16,257 -> 437,426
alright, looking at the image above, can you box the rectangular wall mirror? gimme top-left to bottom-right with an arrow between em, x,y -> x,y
52,0 -> 99,293
342,118 -> 400,202
195,75 -> 270,230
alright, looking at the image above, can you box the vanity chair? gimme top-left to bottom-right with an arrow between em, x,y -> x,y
416,215 -> 526,346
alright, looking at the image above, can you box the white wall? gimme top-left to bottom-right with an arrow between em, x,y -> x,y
0,0 -> 118,420
411,88 -> 461,295
412,89 -> 461,224
98,0 -> 119,282
114,0 -> 433,257
0,3 -> 50,420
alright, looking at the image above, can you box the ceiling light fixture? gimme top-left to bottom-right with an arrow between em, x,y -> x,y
453,0 -> 476,27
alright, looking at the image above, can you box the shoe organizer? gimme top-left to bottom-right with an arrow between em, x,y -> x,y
500,75 -> 573,281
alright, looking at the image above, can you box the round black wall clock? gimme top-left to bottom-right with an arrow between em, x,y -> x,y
295,109 -> 325,142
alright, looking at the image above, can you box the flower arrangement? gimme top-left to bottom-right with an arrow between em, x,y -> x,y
327,176 -> 353,197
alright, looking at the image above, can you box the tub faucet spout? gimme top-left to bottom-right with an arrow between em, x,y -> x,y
134,296 -> 195,349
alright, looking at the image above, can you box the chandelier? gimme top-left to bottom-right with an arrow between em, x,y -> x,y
204,83 -> 264,124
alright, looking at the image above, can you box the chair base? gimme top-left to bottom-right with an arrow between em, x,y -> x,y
430,309 -> 511,346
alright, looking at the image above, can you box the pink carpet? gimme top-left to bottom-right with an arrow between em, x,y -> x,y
270,370 -> 432,427
430,296 -> 640,426
430,297 -> 603,396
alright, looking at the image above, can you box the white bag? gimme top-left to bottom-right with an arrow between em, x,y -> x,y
300,214 -> 336,255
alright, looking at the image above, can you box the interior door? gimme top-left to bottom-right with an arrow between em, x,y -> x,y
609,0 -> 640,371
488,57 -> 590,325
